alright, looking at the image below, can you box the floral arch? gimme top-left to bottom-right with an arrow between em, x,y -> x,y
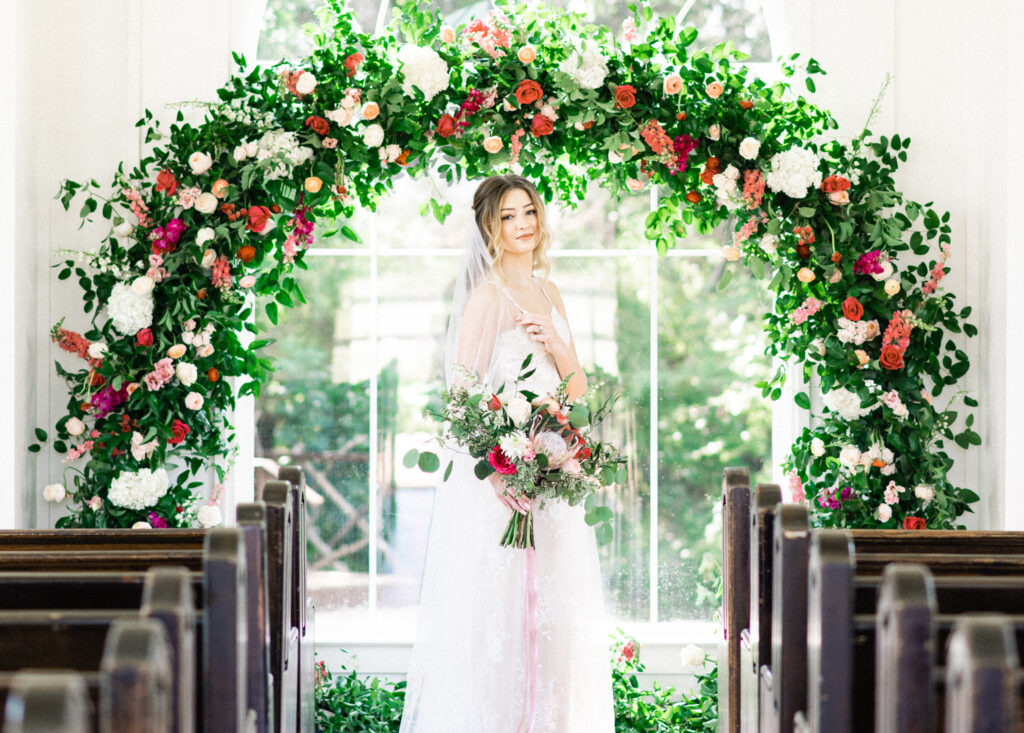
34,0 -> 979,530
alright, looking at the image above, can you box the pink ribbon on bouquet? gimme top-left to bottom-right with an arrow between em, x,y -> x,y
516,547 -> 539,733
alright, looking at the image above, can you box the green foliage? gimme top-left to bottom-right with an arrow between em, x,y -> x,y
314,658 -> 407,733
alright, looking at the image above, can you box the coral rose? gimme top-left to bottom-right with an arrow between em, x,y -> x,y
246,206 -> 272,233
664,74 -> 683,95
822,175 -> 851,193
304,176 -> 323,193
436,114 -> 458,138
167,344 -> 187,359
530,114 -> 554,137
842,296 -> 864,322
305,115 -> 330,136
207,367 -> 220,382
483,136 -> 504,153
796,267 -> 816,283
237,245 -> 256,263
902,516 -> 926,530
440,26 -> 455,43
705,82 -> 724,98
515,79 -> 543,105
211,179 -> 229,199
686,191 -> 702,204
880,345 -> 905,370
517,45 -> 537,64
343,52 -> 364,78
487,394 -> 502,411
136,329 -> 154,348
155,169 -> 179,196
361,101 -> 380,120
739,99 -> 754,110
168,419 -> 190,445
613,85 -> 637,109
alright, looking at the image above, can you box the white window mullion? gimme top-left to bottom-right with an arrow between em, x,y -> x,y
648,188 -> 660,624
368,219 -> 379,618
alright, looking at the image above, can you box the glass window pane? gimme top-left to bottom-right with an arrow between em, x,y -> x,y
655,257 -> 773,621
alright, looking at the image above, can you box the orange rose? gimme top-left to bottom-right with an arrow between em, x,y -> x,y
396,150 -> 410,166
739,99 -> 754,110
685,191 -> 702,204
613,85 -> 637,109
436,114 -> 458,138
822,175 -> 851,193
517,46 -> 537,64
515,79 -> 543,105
211,179 -> 229,199
831,252 -> 843,264
842,296 -> 864,322
304,176 -> 323,193
237,245 -> 256,263
880,345 -> 905,370
207,367 -> 220,382
530,114 -> 554,137
361,101 -> 380,120
705,82 -> 724,98
663,74 -> 683,95
305,115 -> 330,136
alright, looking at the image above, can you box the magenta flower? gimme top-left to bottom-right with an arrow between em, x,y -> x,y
91,385 -> 127,418
853,250 -> 885,275
147,511 -> 168,529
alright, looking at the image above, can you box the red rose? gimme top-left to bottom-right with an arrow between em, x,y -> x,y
155,169 -> 179,197
135,328 -> 154,347
613,84 -> 637,109
902,516 -> 926,530
822,175 -> 851,194
842,296 -> 864,322
487,445 -> 517,476
436,114 -> 458,139
578,447 -> 592,460
168,419 -> 190,445
344,52 -> 364,78
515,79 -> 543,105
530,114 -> 554,137
305,115 -> 330,136
246,205 -> 272,233
619,639 -> 638,662
487,394 -> 502,411
739,99 -> 755,110
879,344 -> 905,371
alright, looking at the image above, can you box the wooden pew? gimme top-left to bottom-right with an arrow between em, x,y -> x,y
2,670 -> 94,733
720,467 -> 751,733
945,614 -> 1022,733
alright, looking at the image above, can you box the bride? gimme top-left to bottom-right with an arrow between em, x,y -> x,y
400,175 -> 614,732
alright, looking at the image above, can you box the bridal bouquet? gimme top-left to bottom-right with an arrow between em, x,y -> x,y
405,355 -> 623,548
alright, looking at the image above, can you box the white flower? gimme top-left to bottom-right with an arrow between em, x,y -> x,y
809,338 -> 827,356
131,275 -> 155,296
397,44 -> 450,101
838,445 -> 862,470
255,130 -> 314,181
132,521 -> 152,529
195,192 -> 218,215
362,123 -> 385,148
738,137 -> 761,160
185,392 -> 204,411
765,146 -> 823,199
114,222 -> 135,238
197,344 -> 215,358
65,417 -> 86,437
680,643 -> 706,668
295,71 -> 317,95
176,362 -> 198,387
197,504 -> 223,528
87,341 -> 107,359
107,281 -> 154,335
499,431 -> 532,461
196,227 -> 215,247
42,483 -> 66,503
822,387 -> 875,422
707,124 -> 721,141
871,260 -> 894,281
884,279 -> 901,296
712,172 -> 738,194
233,144 -> 249,162
506,396 -> 532,426
876,503 -> 892,522
130,431 -> 158,461
108,467 -> 170,510
810,437 -> 825,457
244,140 -> 259,157
384,143 -> 402,162
559,46 -> 609,89
188,151 -> 213,175
914,484 -> 935,502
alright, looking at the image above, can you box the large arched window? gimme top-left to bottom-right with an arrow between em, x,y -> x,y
255,0 -> 774,644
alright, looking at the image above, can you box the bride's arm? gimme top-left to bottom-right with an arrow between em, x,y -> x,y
542,281 -> 588,401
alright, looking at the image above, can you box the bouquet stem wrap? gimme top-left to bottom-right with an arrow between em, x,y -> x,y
501,508 -> 536,549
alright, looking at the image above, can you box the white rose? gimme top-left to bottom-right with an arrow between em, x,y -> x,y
680,643 -> 705,668
185,392 -> 204,411
876,504 -> 892,522
362,123 -> 385,148
196,227 -> 215,247
176,362 -> 198,387
65,417 -> 86,437
188,151 -> 213,175
131,275 -> 155,296
738,137 -> 761,160
872,260 -> 894,281
759,234 -> 778,254
42,483 -> 66,503
295,72 -> 317,95
810,437 -> 825,457
914,484 -> 935,502
197,344 -> 215,358
197,504 -> 223,528
233,144 -> 248,162
506,397 -> 532,426
195,192 -> 218,215
114,222 -> 135,238
838,445 -> 862,470
707,124 -> 721,141
87,342 -> 107,359
200,249 -> 216,268
132,521 -> 152,529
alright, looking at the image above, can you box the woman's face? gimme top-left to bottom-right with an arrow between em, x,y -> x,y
498,188 -> 539,256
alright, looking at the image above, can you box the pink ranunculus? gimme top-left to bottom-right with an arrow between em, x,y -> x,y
487,445 -> 517,475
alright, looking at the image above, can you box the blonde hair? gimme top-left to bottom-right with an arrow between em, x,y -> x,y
472,175 -> 551,282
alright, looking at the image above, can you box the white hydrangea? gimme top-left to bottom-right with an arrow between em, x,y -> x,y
499,431 -> 532,461
255,130 -> 314,181
107,281 -> 154,335
397,45 -> 450,101
108,467 -> 170,510
821,387 -> 874,422
559,46 -> 609,89
914,484 -> 935,503
765,146 -> 823,199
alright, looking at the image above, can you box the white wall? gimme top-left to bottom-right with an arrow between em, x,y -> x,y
766,0 -> 1021,528
13,0 -> 263,528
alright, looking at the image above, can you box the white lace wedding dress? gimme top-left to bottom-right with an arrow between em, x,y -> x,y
400,293 -> 614,733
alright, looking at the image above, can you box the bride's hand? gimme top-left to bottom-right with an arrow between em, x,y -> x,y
488,474 -> 531,515
515,312 -> 566,356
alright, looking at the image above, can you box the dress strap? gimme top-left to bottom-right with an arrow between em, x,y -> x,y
502,287 -> 527,313
536,279 -> 556,309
